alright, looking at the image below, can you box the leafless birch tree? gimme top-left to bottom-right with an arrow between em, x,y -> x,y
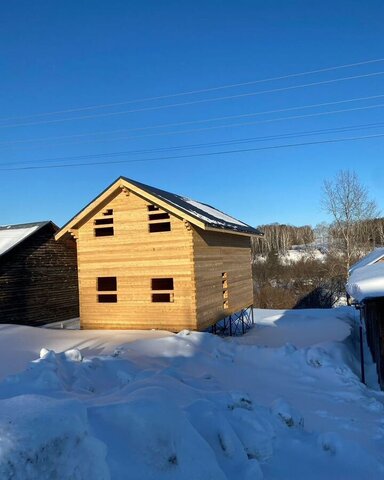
322,170 -> 379,274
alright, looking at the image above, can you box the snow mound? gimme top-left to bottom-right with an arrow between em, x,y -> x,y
0,308 -> 383,478
0,395 -> 108,480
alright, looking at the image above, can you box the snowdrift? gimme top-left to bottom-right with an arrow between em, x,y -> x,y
0,308 -> 383,479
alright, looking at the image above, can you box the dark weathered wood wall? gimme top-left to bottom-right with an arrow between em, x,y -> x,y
363,298 -> 384,389
0,223 -> 79,325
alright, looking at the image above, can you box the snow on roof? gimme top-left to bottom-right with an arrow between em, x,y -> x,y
0,222 -> 50,257
349,247 -> 384,274
122,177 -> 262,235
346,263 -> 384,302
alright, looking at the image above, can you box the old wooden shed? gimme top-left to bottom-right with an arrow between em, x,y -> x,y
55,177 -> 262,331
0,221 -> 79,325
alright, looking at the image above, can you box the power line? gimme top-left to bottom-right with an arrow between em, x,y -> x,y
1,57 -> 383,122
1,71 -> 384,130
2,132 -> 384,172
1,93 -> 384,148
2,121 -> 384,167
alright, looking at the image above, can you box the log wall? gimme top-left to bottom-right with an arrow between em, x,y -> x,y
75,189 -> 197,330
0,224 -> 79,325
192,228 -> 253,330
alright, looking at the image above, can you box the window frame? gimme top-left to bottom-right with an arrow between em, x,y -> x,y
97,276 -> 118,303
151,277 -> 174,303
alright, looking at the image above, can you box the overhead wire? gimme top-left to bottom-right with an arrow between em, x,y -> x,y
2,121 -> 384,167
1,71 -> 384,129
1,57 -> 383,122
2,132 -> 384,171
1,93 -> 384,149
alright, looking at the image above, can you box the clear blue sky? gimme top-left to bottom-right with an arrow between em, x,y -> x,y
1,0 -> 384,228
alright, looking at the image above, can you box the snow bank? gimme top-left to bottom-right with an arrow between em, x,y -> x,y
346,263 -> 384,302
279,248 -> 326,265
0,395 -> 109,479
0,308 -> 383,478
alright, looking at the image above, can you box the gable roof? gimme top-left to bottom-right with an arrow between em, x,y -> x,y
56,176 -> 263,240
349,247 -> 384,274
0,221 -> 53,257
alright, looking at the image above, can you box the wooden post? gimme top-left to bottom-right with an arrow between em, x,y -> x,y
359,316 -> 366,385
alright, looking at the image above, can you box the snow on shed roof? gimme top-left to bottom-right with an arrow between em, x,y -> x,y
121,177 -> 262,235
0,222 -> 51,257
346,263 -> 384,302
349,247 -> 384,274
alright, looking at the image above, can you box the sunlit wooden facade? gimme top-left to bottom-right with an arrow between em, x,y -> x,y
55,177 -> 262,331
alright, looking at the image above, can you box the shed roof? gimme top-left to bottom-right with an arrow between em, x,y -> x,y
56,176 -> 263,239
349,247 -> 384,274
346,263 -> 384,302
0,221 -> 52,257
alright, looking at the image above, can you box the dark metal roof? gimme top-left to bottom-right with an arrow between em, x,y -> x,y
120,176 -> 263,236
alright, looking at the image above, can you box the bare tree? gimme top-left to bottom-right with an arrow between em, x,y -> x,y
322,170 -> 379,274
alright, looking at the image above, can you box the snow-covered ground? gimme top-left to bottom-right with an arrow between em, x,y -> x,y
0,307 -> 383,479
279,247 -> 327,265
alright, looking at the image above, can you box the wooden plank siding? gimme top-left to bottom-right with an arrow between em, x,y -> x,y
363,298 -> 384,389
75,189 -> 197,330
0,224 -> 79,325
192,228 -> 253,330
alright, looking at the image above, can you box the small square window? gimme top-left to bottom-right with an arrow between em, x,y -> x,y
147,205 -> 160,212
151,277 -> 174,303
97,276 -> 117,303
152,293 -> 173,303
151,278 -> 174,290
98,277 -> 117,291
149,222 -> 171,233
98,294 -> 117,303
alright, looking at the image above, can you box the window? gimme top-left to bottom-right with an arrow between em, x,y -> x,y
222,272 -> 228,309
97,276 -> 117,303
151,277 -> 174,303
94,209 -> 114,237
98,277 -> 117,291
149,222 -> 171,233
147,205 -> 171,233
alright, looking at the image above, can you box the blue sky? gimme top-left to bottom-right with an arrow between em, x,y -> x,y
1,0 -> 384,228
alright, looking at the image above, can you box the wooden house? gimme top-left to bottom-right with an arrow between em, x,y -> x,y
55,177 -> 262,331
0,221 -> 79,325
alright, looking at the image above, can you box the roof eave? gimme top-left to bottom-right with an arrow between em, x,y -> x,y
55,176 -> 261,240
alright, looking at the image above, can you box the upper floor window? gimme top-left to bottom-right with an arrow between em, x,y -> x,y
147,205 -> 171,233
94,209 -> 114,237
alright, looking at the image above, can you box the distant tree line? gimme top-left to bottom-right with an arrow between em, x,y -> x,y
252,217 -> 384,309
252,224 -> 314,255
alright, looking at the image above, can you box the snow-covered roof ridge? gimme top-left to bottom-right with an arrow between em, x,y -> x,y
349,247 -> 384,274
0,221 -> 52,257
122,176 -> 262,235
346,262 -> 384,302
